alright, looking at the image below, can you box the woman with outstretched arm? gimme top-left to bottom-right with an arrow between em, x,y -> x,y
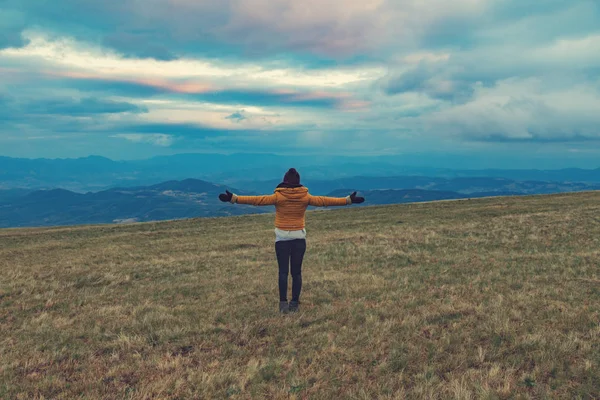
219,168 -> 365,313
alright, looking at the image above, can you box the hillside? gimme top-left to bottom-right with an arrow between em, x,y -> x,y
1,192 -> 599,398
0,179 -> 267,228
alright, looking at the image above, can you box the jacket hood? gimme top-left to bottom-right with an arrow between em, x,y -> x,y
276,182 -> 303,189
275,186 -> 309,199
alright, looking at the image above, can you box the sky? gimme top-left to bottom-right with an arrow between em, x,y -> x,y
0,0 -> 599,168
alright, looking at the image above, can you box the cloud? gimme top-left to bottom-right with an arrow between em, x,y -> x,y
1,0 -> 597,65
0,8 -> 28,48
377,3 -> 600,103
111,134 -> 175,147
114,123 -> 224,137
41,76 -> 364,110
56,76 -> 367,109
0,0 -> 472,59
425,78 -> 600,142
195,88 -> 347,108
8,0 -> 555,60
215,0 -> 392,56
378,60 -> 475,103
26,97 -> 147,116
1,0 -> 600,165
0,33 -> 384,85
0,94 -> 147,125
532,34 -> 600,67
109,122 -> 280,139
0,33 -> 377,111
225,111 -> 247,122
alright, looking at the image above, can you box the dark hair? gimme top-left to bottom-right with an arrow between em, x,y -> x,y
283,168 -> 300,185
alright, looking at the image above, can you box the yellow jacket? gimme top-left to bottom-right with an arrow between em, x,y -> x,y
231,187 -> 351,230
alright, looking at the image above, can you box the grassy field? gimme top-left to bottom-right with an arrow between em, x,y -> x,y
1,192 -> 599,399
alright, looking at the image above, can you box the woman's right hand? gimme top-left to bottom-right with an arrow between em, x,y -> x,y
350,191 -> 365,204
219,190 -> 233,202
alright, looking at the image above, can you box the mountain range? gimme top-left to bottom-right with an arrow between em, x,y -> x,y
2,154 -> 600,193
231,176 -> 600,196
1,176 -> 599,228
0,179 -> 267,228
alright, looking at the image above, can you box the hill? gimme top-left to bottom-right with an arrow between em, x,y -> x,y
236,176 -> 600,196
0,179 -> 267,228
1,192 -> 598,398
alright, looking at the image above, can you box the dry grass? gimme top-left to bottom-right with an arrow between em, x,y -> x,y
1,192 -> 599,399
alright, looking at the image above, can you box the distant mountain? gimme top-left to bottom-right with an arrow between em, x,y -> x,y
0,154 -> 406,191
229,176 -> 444,195
2,154 -> 600,192
234,176 -> 600,196
0,179 -> 268,228
0,155 -> 133,192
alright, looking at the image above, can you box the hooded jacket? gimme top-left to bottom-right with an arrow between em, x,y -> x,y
230,186 -> 351,230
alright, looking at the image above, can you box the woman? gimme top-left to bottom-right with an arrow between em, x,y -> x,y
219,168 -> 365,313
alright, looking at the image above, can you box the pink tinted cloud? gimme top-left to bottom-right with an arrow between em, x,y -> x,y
160,0 -> 486,56
50,71 -> 216,94
220,0 -> 389,56
45,70 -> 368,110
336,100 -> 371,112
2,0 -> 490,63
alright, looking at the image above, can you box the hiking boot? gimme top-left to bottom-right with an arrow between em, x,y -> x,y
279,301 -> 289,313
289,301 -> 299,313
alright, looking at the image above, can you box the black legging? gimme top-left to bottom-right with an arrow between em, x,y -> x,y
275,239 -> 306,302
